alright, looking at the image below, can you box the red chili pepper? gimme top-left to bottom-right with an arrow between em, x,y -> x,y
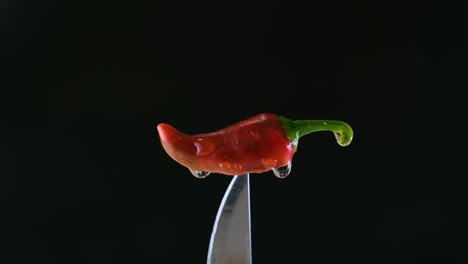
157,113 -> 353,178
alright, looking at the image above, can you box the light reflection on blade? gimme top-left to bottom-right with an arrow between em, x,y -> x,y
207,174 -> 252,264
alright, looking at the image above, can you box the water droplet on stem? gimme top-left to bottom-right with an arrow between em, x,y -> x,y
334,132 -> 340,142
334,132 -> 349,146
190,169 -> 210,178
273,162 -> 292,179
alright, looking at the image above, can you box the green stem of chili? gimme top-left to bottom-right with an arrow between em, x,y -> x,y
277,115 -> 354,150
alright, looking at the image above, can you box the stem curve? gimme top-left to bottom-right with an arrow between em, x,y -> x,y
277,115 -> 354,150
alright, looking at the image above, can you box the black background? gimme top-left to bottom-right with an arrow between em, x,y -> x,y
2,1 -> 468,263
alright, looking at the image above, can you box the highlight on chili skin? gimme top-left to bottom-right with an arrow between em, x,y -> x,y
157,113 -> 353,178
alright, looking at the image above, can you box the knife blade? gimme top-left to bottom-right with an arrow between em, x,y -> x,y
206,173 -> 252,264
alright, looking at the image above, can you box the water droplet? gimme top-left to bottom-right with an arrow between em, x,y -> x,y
190,169 -> 210,178
194,139 -> 217,156
273,162 -> 292,179
334,132 -> 341,141
261,158 -> 277,168
219,162 -> 231,169
333,132 -> 346,146
334,132 -> 350,146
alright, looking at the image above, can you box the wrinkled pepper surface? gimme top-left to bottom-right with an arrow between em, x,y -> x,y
157,113 -> 353,177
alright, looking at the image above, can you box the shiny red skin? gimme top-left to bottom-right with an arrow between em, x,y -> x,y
157,113 -> 295,176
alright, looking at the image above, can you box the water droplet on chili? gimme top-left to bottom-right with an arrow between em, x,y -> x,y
190,169 -> 210,178
219,162 -> 231,169
194,139 -> 218,156
273,162 -> 291,178
261,158 -> 277,168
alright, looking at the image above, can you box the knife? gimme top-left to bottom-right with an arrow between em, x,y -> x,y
206,173 -> 252,264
